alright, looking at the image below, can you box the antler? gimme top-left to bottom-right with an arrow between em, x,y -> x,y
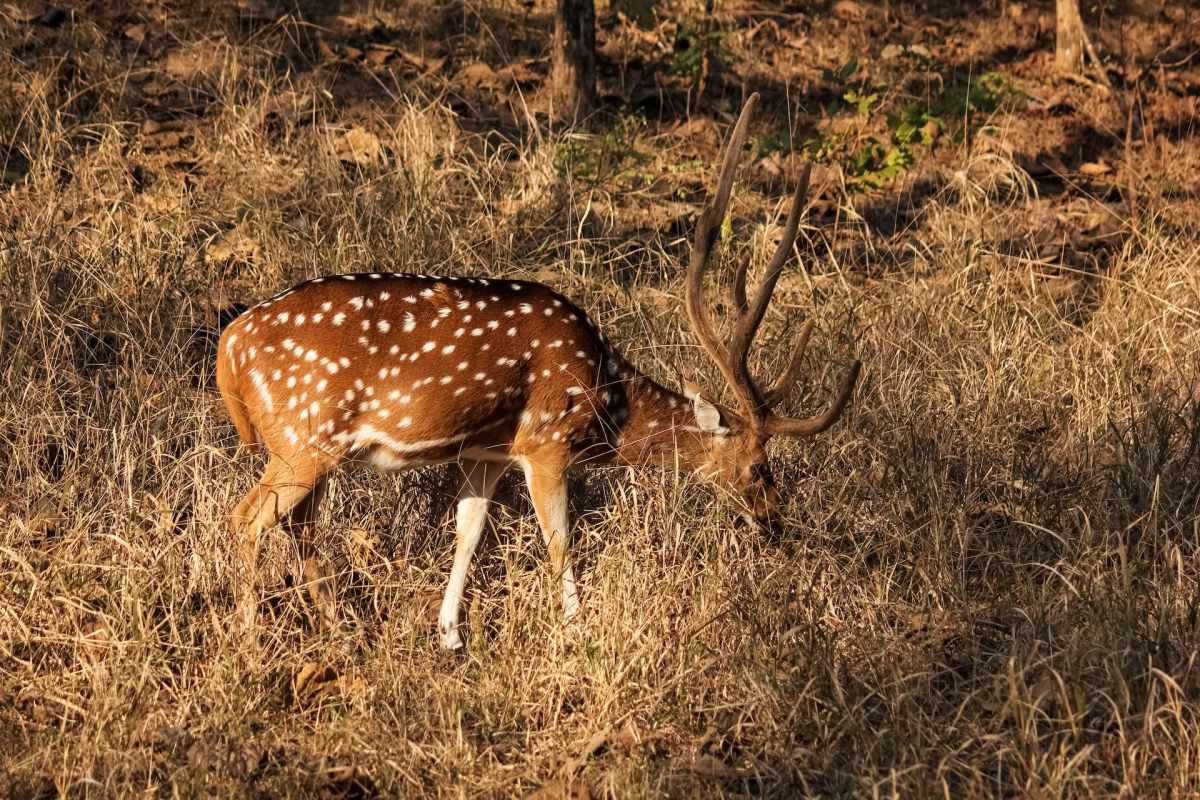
684,93 -> 861,437
684,94 -> 758,420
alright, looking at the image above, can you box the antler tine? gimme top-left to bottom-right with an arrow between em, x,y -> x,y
710,94 -> 758,223
762,318 -> 814,409
726,162 -> 812,416
684,93 -> 759,418
763,359 -> 862,438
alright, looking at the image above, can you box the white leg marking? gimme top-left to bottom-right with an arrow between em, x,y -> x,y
546,487 -> 580,620
439,460 -> 507,650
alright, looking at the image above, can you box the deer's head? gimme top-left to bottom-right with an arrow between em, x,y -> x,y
682,94 -> 862,531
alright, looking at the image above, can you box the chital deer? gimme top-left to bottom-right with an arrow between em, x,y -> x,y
215,94 -> 860,649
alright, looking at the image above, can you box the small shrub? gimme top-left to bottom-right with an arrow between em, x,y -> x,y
554,112 -> 652,187
755,57 -> 1027,192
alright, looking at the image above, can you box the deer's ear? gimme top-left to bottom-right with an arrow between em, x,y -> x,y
692,394 -> 729,435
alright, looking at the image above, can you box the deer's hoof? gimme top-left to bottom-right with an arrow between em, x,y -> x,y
440,625 -> 464,651
563,593 -> 581,624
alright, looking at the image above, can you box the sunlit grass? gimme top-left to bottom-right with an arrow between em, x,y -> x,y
3,1 -> 1200,796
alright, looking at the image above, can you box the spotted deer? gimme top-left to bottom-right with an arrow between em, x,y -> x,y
215,94 -> 861,649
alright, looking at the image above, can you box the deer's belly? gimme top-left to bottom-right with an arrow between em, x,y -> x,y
360,445 -> 446,472
357,441 -> 516,473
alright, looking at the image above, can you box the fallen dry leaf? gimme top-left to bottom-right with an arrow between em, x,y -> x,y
396,49 -> 446,75
364,44 -> 396,65
1039,275 -> 1088,302
498,60 -> 540,86
205,225 -> 261,266
320,763 -> 376,795
832,0 -> 865,20
163,48 -> 220,80
883,42 -> 933,61
457,61 -> 505,91
292,662 -> 367,707
292,661 -> 337,703
140,78 -> 174,98
140,124 -> 189,151
79,619 -> 111,665
141,119 -> 186,135
671,115 -> 722,153
333,12 -> 379,31
1036,154 -> 1070,176
239,741 -> 264,777
783,32 -> 809,49
334,126 -> 383,166
1078,160 -> 1112,176
263,90 -> 315,122
136,190 -> 183,216
348,527 -> 384,571
559,720 -> 647,780
356,45 -> 387,65
611,719 -> 642,751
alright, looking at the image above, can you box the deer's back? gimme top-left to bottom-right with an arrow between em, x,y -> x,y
217,273 -> 627,468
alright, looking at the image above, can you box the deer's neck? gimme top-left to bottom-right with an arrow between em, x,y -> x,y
610,368 -> 709,469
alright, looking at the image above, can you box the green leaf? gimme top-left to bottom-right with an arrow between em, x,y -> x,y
844,89 -> 878,116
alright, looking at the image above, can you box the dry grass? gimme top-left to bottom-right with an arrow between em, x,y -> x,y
3,1 -> 1200,796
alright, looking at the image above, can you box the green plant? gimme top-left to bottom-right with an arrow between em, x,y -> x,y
757,58 -> 1025,192
888,103 -> 941,147
844,139 -> 914,189
806,58 -> 930,191
670,20 -> 728,79
554,112 -> 652,187
932,70 -> 1029,141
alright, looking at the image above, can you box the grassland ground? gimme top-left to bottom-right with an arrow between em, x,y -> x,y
2,0 -> 1199,796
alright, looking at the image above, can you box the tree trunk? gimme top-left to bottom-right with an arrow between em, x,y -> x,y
1055,0 -> 1086,74
552,0 -> 596,123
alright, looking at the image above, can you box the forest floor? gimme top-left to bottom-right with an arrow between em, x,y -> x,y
2,0 -> 1199,796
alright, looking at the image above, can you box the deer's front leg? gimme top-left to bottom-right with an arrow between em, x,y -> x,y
230,457 -> 326,635
284,476 -> 339,630
522,461 -> 580,623
439,459 -> 507,650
